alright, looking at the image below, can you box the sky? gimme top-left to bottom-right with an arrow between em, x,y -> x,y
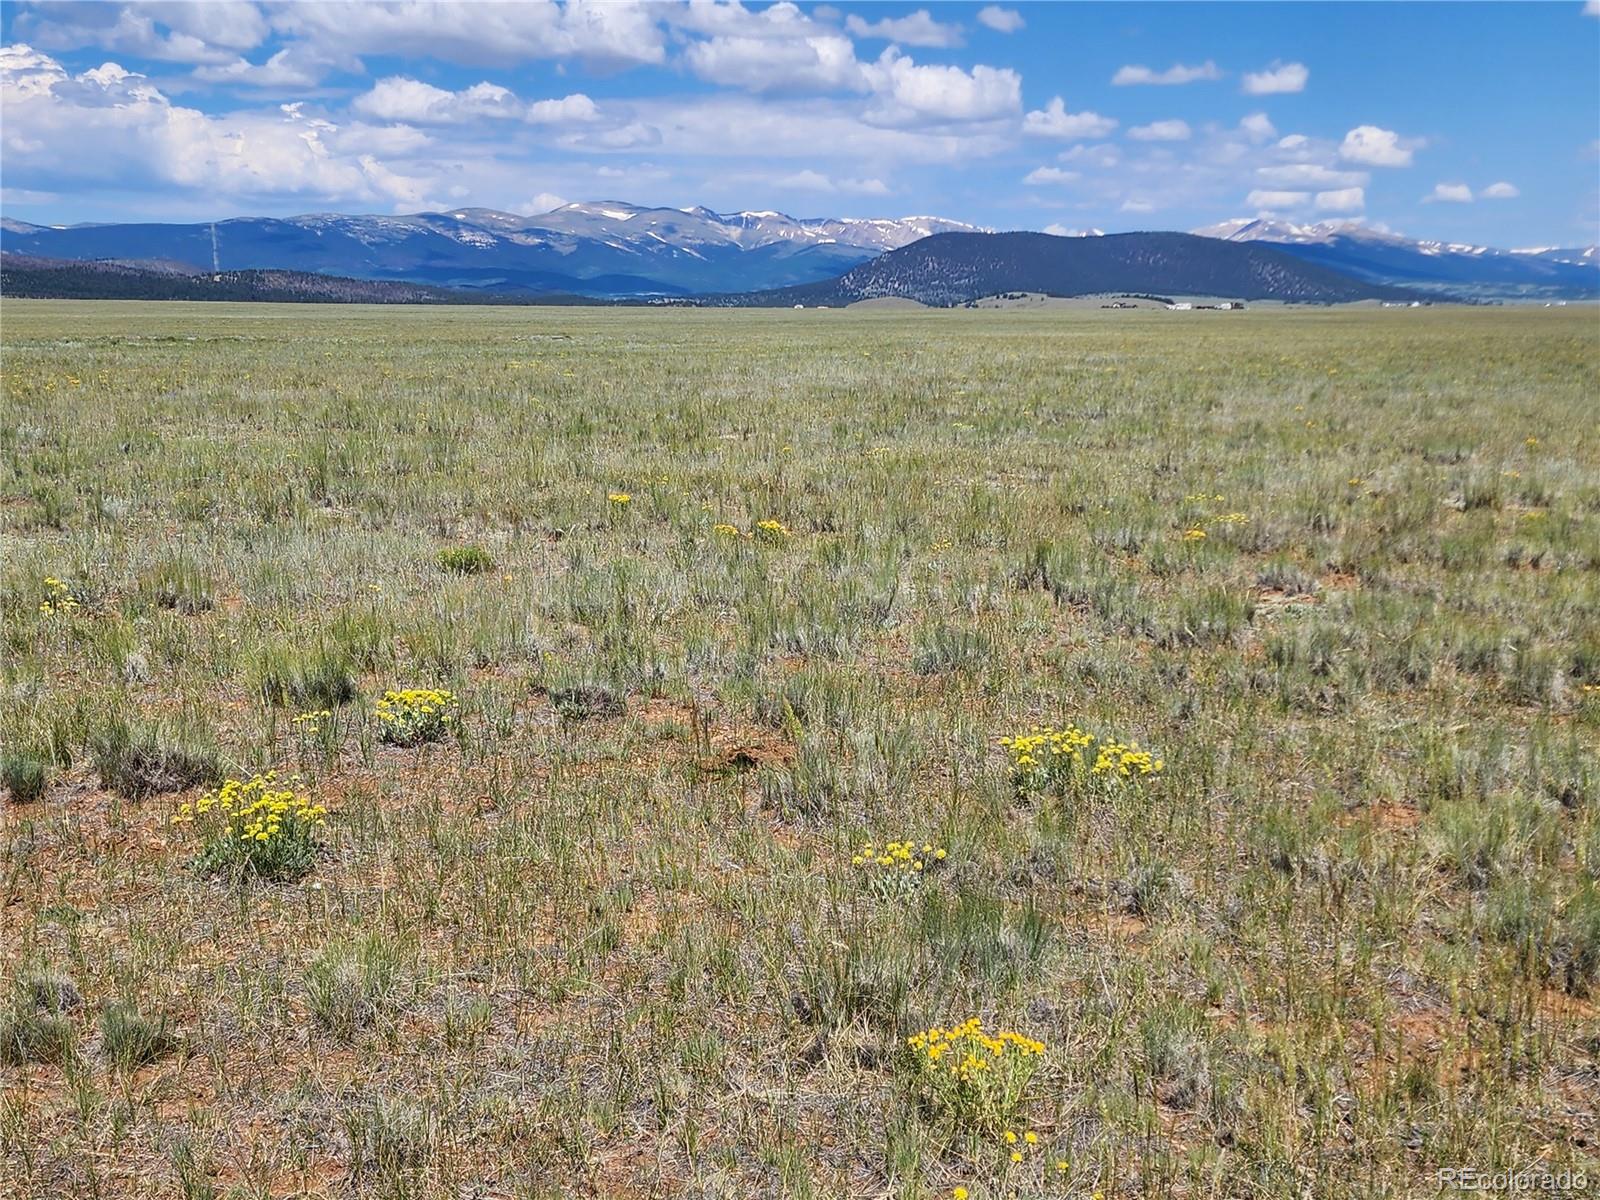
2,1 -> 1597,248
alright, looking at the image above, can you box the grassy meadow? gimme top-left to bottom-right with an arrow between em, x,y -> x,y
2,299 -> 1598,1199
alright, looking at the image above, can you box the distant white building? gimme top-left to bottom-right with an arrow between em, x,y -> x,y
1168,302 -> 1192,311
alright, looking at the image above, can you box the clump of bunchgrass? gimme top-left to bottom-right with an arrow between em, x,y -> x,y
256,644 -> 358,709
91,716 -> 222,799
911,623 -> 993,675
547,681 -> 623,722
1559,885 -> 1600,996
0,969 -> 81,1066
144,557 -> 216,614
2,748 -> 51,803
343,1093 -> 437,1188
304,935 -> 402,1040
437,544 -> 495,575
100,1001 -> 175,1070
173,771 -> 326,882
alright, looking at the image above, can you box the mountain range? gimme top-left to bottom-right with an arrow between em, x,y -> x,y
1194,219 -> 1597,300
1,202 -> 1594,304
0,203 -> 976,299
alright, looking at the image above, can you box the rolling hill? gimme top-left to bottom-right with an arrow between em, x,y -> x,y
718,231 -> 1425,307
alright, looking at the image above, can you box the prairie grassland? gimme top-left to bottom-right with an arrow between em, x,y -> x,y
2,299 -> 1598,1200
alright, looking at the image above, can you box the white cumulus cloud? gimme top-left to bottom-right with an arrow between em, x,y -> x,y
1242,61 -> 1308,95
1247,189 -> 1311,210
1239,112 -> 1276,142
1315,186 -> 1364,211
273,0 -> 667,70
857,52 -> 1018,125
1426,182 -> 1474,203
194,45 -> 338,88
354,77 -> 511,123
861,49 -> 1020,124
352,77 -> 597,126
0,44 -> 418,206
527,94 -> 600,124
1112,60 -> 1221,86
683,24 -> 1017,127
1023,96 -> 1117,139
1256,163 -> 1368,188
524,192 -> 568,214
777,168 -> 889,194
1023,165 -> 1079,185
685,32 -> 863,92
1482,180 -> 1519,199
1128,119 -> 1191,142
976,6 -> 1025,33
1340,124 -> 1420,167
14,1 -> 268,66
844,9 -> 964,48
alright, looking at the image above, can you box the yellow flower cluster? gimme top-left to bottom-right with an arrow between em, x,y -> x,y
1182,527 -> 1208,541
754,518 -> 791,543
713,523 -> 741,537
1092,739 -> 1162,777
852,839 -> 947,872
905,1018 -> 1046,1131
1000,724 -> 1093,773
39,576 -> 80,615
1000,722 -> 1162,791
173,772 -> 326,881
175,772 -> 326,840
909,1019 -> 1046,1069
375,688 -> 458,746
608,491 -> 632,505
292,708 -> 333,732
998,1127 -> 1070,1173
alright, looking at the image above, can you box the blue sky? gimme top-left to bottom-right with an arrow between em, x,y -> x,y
2,1 -> 1596,247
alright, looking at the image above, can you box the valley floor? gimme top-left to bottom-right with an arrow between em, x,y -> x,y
2,301 -> 1598,1198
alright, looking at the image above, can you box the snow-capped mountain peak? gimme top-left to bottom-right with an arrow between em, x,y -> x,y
1191,217 -> 1391,246
1192,217 -> 1598,300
